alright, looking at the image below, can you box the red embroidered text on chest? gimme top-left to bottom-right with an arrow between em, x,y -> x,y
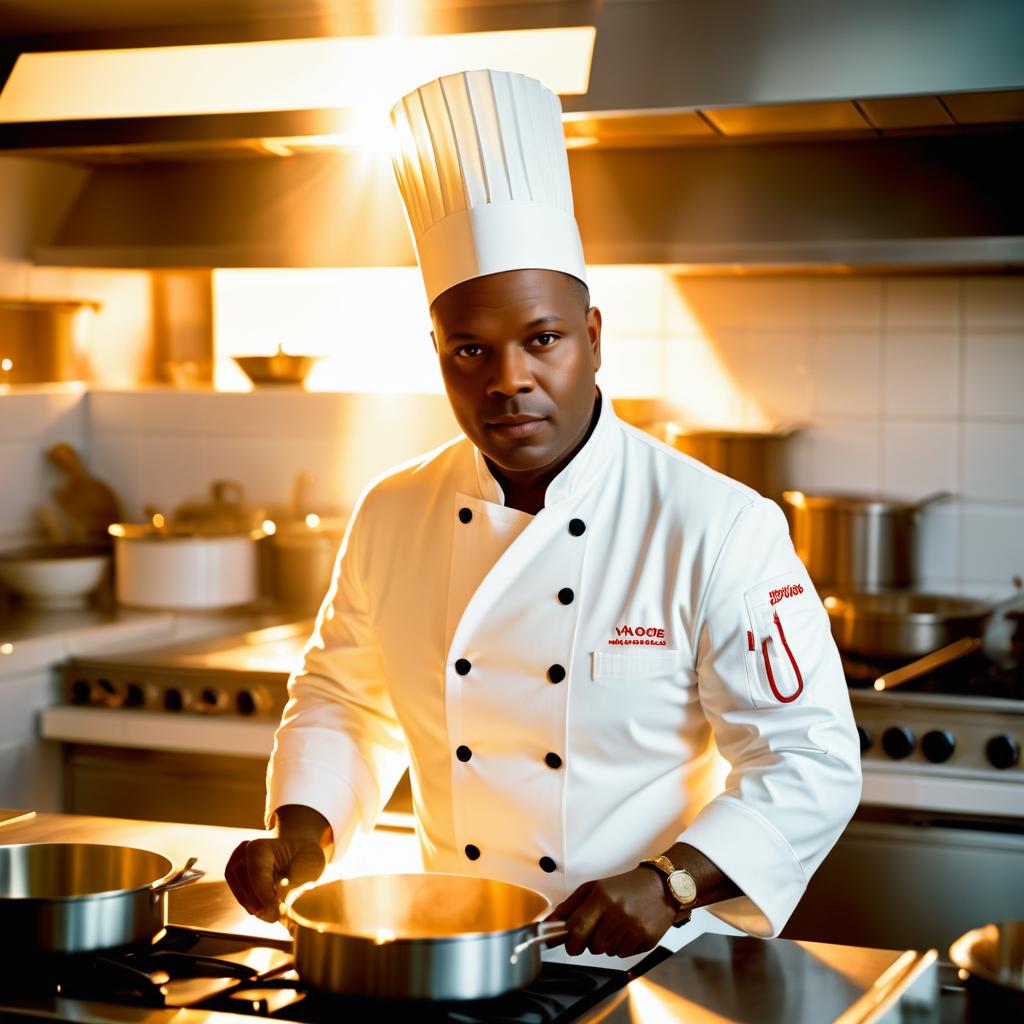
769,583 -> 805,605
608,625 -> 667,646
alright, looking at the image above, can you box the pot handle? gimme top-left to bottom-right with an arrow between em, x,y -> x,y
510,920 -> 570,964
909,491 -> 953,515
151,856 -> 206,896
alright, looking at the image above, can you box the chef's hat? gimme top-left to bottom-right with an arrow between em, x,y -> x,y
388,68 -> 587,307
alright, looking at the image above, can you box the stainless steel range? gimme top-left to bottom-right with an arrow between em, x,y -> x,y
39,620 -> 414,829
787,649 -> 1024,952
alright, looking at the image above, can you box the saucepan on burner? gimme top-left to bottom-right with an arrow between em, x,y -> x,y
825,579 -> 1024,690
283,872 -> 569,1000
0,842 -> 204,954
950,920 -> 1024,1016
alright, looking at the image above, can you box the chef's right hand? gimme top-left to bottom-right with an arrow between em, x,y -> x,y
225,804 -> 333,923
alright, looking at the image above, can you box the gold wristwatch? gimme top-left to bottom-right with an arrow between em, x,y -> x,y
638,855 -> 697,925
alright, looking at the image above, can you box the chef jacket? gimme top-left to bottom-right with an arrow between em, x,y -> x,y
266,389 -> 862,939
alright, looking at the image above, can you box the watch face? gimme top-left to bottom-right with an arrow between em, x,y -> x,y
668,870 -> 697,905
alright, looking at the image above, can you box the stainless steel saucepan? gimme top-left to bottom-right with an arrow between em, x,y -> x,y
0,842 -> 204,954
285,872 -> 569,1000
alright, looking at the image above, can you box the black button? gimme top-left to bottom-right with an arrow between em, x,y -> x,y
547,664 -> 566,684
539,856 -> 557,873
455,658 -> 472,675
456,745 -> 472,762
558,588 -> 575,605
465,844 -> 481,861
568,519 -> 586,536
458,507 -> 473,524
545,752 -> 562,769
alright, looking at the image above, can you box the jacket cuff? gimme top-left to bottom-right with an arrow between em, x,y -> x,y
677,795 -> 808,938
265,758 -> 367,861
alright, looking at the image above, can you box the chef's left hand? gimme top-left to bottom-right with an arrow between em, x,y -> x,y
544,868 -> 677,958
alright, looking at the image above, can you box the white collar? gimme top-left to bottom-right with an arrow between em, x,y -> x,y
472,387 -> 621,507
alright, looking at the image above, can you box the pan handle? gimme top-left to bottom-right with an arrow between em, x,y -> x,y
151,856 -> 206,896
510,920 -> 570,963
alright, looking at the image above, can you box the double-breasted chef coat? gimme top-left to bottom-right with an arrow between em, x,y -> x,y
266,388 -> 862,945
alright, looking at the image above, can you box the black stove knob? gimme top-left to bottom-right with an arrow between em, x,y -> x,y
163,688 -> 190,712
70,679 -> 93,705
882,726 -> 915,760
856,726 -> 872,754
922,730 -> 957,764
986,734 -> 1020,771
124,683 -> 146,708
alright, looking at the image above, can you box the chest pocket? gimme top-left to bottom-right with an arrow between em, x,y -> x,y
743,575 -> 825,708
591,648 -> 683,680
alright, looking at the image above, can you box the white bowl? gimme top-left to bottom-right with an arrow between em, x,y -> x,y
0,545 -> 111,608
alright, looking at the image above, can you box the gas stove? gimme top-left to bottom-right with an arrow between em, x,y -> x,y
0,925 -> 668,1024
845,650 -> 1023,818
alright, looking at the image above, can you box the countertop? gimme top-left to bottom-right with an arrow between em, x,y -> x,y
0,812 -> 962,1023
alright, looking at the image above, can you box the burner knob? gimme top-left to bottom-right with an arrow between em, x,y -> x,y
198,687 -> 229,713
986,734 -> 1020,771
162,688 -> 191,712
95,677 -> 126,708
922,730 -> 957,764
236,688 -> 269,716
124,682 -> 156,708
857,726 -> 872,754
882,726 -> 915,760
69,679 -> 94,705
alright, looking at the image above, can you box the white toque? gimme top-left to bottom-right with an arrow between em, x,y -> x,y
388,68 -> 587,307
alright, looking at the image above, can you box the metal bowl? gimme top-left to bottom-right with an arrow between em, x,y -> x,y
232,345 -> 321,386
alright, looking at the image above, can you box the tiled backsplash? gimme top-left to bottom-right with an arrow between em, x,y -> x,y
1,270 -> 1021,598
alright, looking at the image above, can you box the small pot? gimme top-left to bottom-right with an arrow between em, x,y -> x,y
0,842 -> 204,955
950,921 -> 1024,1016
286,872 -> 568,1001
109,522 -> 263,610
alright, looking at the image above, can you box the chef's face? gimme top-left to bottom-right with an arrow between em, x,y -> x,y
429,269 -> 602,475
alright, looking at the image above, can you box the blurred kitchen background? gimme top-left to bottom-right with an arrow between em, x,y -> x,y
1,0 -> 1023,954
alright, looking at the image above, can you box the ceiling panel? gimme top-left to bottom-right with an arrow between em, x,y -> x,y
702,100 -> 873,137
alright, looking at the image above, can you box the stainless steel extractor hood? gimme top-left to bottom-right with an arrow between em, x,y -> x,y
2,0 -> 1023,269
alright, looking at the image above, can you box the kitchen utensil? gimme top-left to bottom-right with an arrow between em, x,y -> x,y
950,921 -> 1024,1016
109,522 -> 264,610
873,636 -> 984,690
823,590 -> 992,661
0,843 -> 204,954
0,543 -> 111,608
285,872 -> 569,1000
783,490 -> 952,591
0,809 -> 35,827
0,299 -> 100,384
46,442 -> 123,543
232,345 -> 321,387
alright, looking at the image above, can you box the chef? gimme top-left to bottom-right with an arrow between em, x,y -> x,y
225,68 -> 862,963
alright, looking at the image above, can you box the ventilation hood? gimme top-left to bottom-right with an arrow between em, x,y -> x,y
2,0 -> 1023,270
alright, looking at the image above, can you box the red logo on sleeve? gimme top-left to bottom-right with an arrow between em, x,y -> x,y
769,583 -> 804,606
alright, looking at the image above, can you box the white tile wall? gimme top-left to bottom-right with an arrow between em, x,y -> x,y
663,272 -> 1024,593
1,268 -> 1022,597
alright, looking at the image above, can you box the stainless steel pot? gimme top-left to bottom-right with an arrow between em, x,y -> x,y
0,842 -> 204,954
783,490 -> 951,591
823,591 -> 992,661
286,872 -> 569,1000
